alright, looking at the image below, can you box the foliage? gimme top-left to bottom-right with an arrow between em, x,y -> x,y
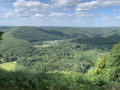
16,39 -> 107,73
0,35 -> 39,62
0,27 -> 120,89
10,26 -> 70,44
41,27 -> 93,38
42,27 -> 120,37
0,69 -> 111,90
88,43 -> 120,83
1,26 -> 119,73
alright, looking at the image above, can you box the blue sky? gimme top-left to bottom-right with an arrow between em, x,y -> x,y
0,0 -> 120,27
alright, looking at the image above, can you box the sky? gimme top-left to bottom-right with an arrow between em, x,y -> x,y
0,0 -> 120,27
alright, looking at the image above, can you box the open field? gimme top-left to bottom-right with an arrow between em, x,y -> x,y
0,61 -> 16,71
34,45 -> 48,48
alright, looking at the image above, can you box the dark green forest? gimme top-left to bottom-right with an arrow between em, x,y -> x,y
0,27 -> 120,90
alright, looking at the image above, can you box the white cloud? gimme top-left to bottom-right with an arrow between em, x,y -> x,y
4,13 -> 12,18
76,1 -> 100,12
35,14 -> 43,18
75,1 -> 100,17
51,0 -> 82,8
103,0 -> 120,6
49,13 -> 72,17
102,16 -> 120,20
76,12 -> 93,17
4,10 -> 13,18
115,16 -> 120,19
32,14 -> 44,20
13,0 -> 50,17
114,9 -> 120,12
75,0 -> 120,17
76,0 -> 120,11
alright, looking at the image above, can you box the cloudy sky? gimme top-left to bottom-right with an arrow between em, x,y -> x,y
0,0 -> 120,27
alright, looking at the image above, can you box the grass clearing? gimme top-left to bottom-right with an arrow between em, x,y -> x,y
0,61 -> 16,71
34,45 -> 48,48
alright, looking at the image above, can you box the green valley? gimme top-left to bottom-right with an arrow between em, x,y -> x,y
0,27 -> 120,90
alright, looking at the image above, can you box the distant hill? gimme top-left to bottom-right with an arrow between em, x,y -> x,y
104,29 -> 120,40
2,26 -> 118,41
41,27 -> 120,38
9,26 -> 70,44
0,31 -> 39,63
75,27 -> 120,37
0,26 -> 13,32
41,27 -> 92,38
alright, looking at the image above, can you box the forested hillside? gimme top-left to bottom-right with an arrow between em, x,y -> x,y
0,26 -> 13,32
41,27 -> 93,38
0,27 -> 120,90
10,26 -> 70,44
41,27 -> 120,37
0,30 -> 39,63
87,42 -> 120,83
0,26 -> 120,71
81,27 -> 120,36
105,30 -> 120,40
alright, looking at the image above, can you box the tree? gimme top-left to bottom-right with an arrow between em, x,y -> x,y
93,43 -> 120,82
